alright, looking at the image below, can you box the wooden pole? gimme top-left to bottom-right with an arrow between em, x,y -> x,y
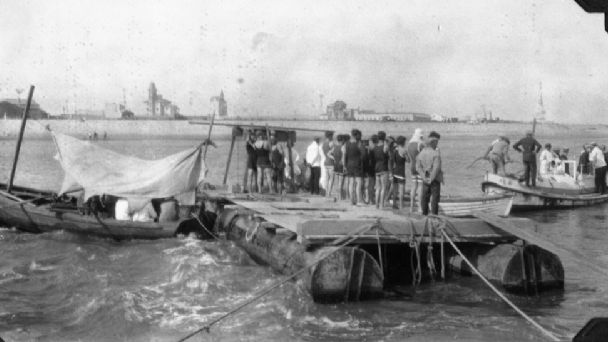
287,133 -> 295,193
532,118 -> 537,135
203,113 -> 215,160
7,85 -> 35,193
223,133 -> 237,185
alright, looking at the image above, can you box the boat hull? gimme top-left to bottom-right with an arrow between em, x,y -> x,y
434,195 -> 513,217
482,174 -> 608,210
0,185 -> 200,240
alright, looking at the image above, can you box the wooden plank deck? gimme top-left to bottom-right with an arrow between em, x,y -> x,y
206,190 -> 533,245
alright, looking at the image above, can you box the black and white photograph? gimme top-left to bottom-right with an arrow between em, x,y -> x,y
1,1 -> 608,341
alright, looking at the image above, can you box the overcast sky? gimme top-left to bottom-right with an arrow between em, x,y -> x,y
0,0 -> 606,122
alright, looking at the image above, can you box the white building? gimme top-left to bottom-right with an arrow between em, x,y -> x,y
353,110 -> 431,122
103,103 -> 123,119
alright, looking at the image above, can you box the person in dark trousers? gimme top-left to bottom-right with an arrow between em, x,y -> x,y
589,142 -> 607,194
361,138 -> 374,204
578,144 -> 591,175
343,129 -> 363,205
372,132 -> 389,208
330,135 -> 345,198
416,131 -> 442,215
255,131 -> 272,193
244,130 -> 257,193
512,131 -> 542,187
391,136 -> 410,209
270,139 -> 285,194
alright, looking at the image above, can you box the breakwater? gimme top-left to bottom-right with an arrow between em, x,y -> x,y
0,119 -> 605,140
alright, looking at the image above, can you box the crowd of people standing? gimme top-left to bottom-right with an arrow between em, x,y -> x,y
240,127 -> 444,215
485,131 -> 608,194
305,128 -> 444,216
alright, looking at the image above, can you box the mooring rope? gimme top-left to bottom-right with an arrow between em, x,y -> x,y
375,228 -> 384,276
190,213 -> 220,240
437,227 -> 561,342
176,223 -> 377,342
245,221 -> 261,242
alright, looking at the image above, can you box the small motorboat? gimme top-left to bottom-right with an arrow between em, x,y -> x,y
482,161 -> 608,210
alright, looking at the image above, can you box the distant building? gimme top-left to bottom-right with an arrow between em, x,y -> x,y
145,82 -> 180,117
210,90 -> 228,117
74,109 -> 105,119
431,114 -> 445,122
0,98 -> 47,119
325,100 -> 353,120
354,110 -> 431,122
103,103 -> 124,119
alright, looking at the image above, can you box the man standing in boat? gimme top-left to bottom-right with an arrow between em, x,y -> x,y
416,131 -> 442,215
579,144 -> 592,175
483,136 -> 510,175
512,131 -> 542,187
589,142 -> 607,194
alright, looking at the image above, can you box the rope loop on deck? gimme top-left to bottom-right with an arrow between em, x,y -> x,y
245,221 -> 261,242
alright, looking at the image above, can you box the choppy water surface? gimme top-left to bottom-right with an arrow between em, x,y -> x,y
1,131 -> 608,342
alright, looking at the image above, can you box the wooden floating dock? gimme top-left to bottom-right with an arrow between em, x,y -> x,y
205,190 -> 564,303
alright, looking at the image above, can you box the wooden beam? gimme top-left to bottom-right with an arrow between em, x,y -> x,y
8,85 -> 35,193
223,134 -> 236,185
202,113 -> 215,160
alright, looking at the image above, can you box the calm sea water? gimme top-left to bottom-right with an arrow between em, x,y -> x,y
1,130 -> 608,342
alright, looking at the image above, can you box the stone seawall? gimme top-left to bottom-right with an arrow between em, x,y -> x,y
0,119 -> 604,140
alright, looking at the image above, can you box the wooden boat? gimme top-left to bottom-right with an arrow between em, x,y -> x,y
0,183 -> 206,240
412,194 -> 513,217
482,171 -> 608,210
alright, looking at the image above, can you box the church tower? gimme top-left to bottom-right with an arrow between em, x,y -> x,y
148,82 -> 157,116
218,90 -> 228,117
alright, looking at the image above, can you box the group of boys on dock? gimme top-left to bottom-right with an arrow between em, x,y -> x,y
241,127 -> 444,216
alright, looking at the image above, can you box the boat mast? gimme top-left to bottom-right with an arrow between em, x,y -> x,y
203,113 -> 215,160
7,85 -> 35,193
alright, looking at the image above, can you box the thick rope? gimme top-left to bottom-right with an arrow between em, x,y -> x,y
375,228 -> 384,276
190,213 -> 220,240
423,218 -> 437,280
176,223 -> 377,342
440,232 -> 445,280
245,221 -> 261,242
439,228 -> 561,342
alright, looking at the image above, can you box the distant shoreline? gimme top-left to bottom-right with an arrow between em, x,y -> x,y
0,118 -> 606,140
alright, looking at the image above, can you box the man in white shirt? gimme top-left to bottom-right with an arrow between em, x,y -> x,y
306,137 -> 322,194
538,143 -> 555,176
589,142 -> 607,194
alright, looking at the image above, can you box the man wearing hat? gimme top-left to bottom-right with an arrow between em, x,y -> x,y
513,131 -> 542,187
484,136 -> 511,175
416,131 -> 443,215
589,142 -> 607,194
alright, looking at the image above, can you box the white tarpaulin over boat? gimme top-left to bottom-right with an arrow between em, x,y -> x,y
52,133 -> 206,205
